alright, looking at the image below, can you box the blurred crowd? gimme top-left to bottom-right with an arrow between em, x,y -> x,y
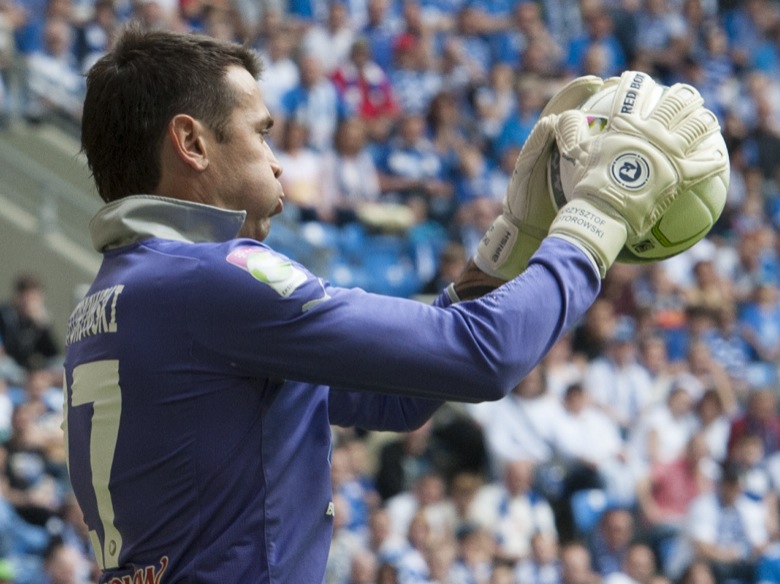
1,0 -> 780,583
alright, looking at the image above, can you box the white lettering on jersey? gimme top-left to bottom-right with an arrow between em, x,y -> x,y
66,285 -> 125,345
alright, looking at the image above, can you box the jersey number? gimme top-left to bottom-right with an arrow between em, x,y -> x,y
67,360 -> 123,570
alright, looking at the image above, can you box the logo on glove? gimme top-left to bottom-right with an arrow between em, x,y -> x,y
610,153 -> 649,190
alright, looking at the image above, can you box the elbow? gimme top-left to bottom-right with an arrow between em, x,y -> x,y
479,357 -> 540,402
481,379 -> 511,402
470,370 -> 520,402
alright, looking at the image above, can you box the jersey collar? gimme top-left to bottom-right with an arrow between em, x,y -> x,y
90,195 -> 247,251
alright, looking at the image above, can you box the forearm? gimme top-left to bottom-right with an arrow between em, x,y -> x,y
452,259 -> 506,301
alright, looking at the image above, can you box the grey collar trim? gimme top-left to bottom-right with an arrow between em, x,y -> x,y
90,195 -> 247,251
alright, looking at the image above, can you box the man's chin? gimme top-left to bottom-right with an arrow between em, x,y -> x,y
238,219 -> 271,242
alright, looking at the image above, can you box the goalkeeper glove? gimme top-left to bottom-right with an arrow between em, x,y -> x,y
474,75 -> 605,280
548,71 -> 728,277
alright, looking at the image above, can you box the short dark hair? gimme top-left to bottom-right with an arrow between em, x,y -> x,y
81,25 -> 263,203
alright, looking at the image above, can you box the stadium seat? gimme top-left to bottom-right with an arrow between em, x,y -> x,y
570,488 -> 610,536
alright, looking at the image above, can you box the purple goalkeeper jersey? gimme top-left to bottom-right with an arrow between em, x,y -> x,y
63,196 -> 599,583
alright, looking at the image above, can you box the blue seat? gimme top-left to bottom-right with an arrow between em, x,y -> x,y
570,488 -> 610,536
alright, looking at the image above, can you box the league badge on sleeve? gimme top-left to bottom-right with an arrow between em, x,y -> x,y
227,246 -> 307,297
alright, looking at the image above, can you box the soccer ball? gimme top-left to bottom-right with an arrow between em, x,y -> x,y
547,78 -> 730,264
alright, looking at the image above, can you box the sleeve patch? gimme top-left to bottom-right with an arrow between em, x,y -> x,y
226,246 -> 307,297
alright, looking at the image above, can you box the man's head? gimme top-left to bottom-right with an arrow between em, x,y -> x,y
82,26 -> 261,203
599,507 -> 634,552
82,27 -> 286,240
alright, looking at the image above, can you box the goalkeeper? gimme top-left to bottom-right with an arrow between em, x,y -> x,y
64,26 -> 727,584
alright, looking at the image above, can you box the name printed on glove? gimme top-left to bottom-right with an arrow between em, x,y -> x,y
620,72 -> 647,114
557,206 -> 606,239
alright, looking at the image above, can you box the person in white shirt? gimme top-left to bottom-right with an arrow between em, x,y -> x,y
467,458 -> 558,563
583,320 -> 654,437
670,463 -> 769,583
551,382 -> 634,506
628,374 -> 701,480
481,365 -> 560,472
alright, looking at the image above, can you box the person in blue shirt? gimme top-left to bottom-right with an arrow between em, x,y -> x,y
564,5 -> 627,77
64,25 -> 720,584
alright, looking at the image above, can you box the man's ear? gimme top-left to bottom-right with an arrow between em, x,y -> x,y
167,114 -> 209,171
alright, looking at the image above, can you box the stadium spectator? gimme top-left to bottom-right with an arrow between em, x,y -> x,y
320,116 -> 382,224
385,470 -> 452,544
564,3 -> 627,77
478,365 -> 559,472
0,275 -> 59,372
420,241 -> 466,296
571,297 -> 619,362
366,507 -> 406,567
391,510 -> 435,583
636,333 -> 676,406
587,506 -> 637,578
633,265 -> 690,360
326,493 -> 366,584
23,16 -> 83,124
675,462 -> 770,584
275,118 -> 329,222
388,32 -> 441,116
602,541 -> 659,584
300,1 -> 354,75
347,548 -> 378,584
492,0 -> 562,71
583,319 -> 654,438
280,51 -> 342,151
629,375 -> 700,476
254,27 -> 299,120
730,433 -> 778,539
694,388 -> 737,465
130,0 -> 180,33
492,74 -> 545,162
468,458 -> 558,563
331,37 -> 399,132
472,62 -> 516,146
360,0 -> 399,74
426,89 -> 470,179
375,420 -> 445,502
34,538 -> 93,584
727,387 -> 780,462
375,112 -> 454,224
739,281 -> 780,372
2,402 -> 63,527
722,0 -> 779,70
635,432 -> 716,573
551,382 -> 634,509
330,443 -> 378,539
447,522 -> 493,583
73,0 -> 115,73
514,531 -> 562,584
633,0 -> 689,79
560,540 -> 600,584
695,303 -> 753,395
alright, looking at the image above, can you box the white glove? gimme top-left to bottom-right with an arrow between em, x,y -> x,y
548,71 -> 728,277
475,75 -> 605,280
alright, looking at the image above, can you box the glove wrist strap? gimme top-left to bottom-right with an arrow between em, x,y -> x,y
474,214 -> 521,281
548,199 -> 627,278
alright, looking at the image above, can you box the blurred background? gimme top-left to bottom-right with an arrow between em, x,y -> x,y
2,0 -> 780,583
